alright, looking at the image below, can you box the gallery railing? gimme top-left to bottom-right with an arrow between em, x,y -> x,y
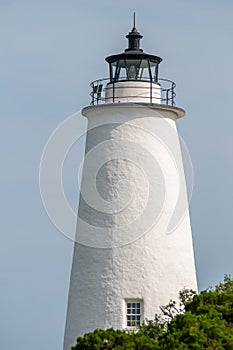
90,78 -> 176,106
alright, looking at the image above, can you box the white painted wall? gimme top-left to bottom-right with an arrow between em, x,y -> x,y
105,81 -> 161,103
63,104 -> 197,350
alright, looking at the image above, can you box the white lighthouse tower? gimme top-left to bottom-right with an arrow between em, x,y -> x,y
64,19 -> 197,350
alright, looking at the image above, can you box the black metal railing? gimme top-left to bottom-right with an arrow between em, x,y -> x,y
90,78 -> 176,106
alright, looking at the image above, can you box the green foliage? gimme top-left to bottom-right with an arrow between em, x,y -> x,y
159,288 -> 197,321
72,275 -> 233,350
157,275 -> 233,349
215,274 -> 233,293
72,328 -> 158,350
139,315 -> 167,340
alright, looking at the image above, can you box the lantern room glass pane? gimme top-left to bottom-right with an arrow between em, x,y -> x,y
149,60 -> 158,83
138,59 -> 150,81
110,61 -> 118,81
115,60 -> 127,80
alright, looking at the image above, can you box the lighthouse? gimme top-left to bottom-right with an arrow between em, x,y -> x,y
63,18 -> 197,350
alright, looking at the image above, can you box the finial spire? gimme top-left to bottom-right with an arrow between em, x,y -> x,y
125,13 -> 143,52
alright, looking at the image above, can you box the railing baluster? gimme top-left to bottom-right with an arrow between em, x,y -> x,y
150,80 -> 152,103
172,83 -> 174,106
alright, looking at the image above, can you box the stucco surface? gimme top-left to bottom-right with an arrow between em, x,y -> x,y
63,104 -> 197,350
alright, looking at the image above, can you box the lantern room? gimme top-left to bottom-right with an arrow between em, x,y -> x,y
90,16 -> 176,106
106,26 -> 162,84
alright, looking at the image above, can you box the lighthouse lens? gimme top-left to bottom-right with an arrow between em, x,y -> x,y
125,59 -> 141,80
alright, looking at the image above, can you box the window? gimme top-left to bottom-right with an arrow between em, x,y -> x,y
125,300 -> 143,328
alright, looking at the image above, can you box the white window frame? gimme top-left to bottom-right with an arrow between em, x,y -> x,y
124,299 -> 143,330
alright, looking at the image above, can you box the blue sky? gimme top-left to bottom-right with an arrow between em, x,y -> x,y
1,1 -> 233,349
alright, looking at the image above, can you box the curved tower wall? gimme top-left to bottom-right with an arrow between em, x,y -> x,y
105,81 -> 161,103
63,104 -> 197,350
